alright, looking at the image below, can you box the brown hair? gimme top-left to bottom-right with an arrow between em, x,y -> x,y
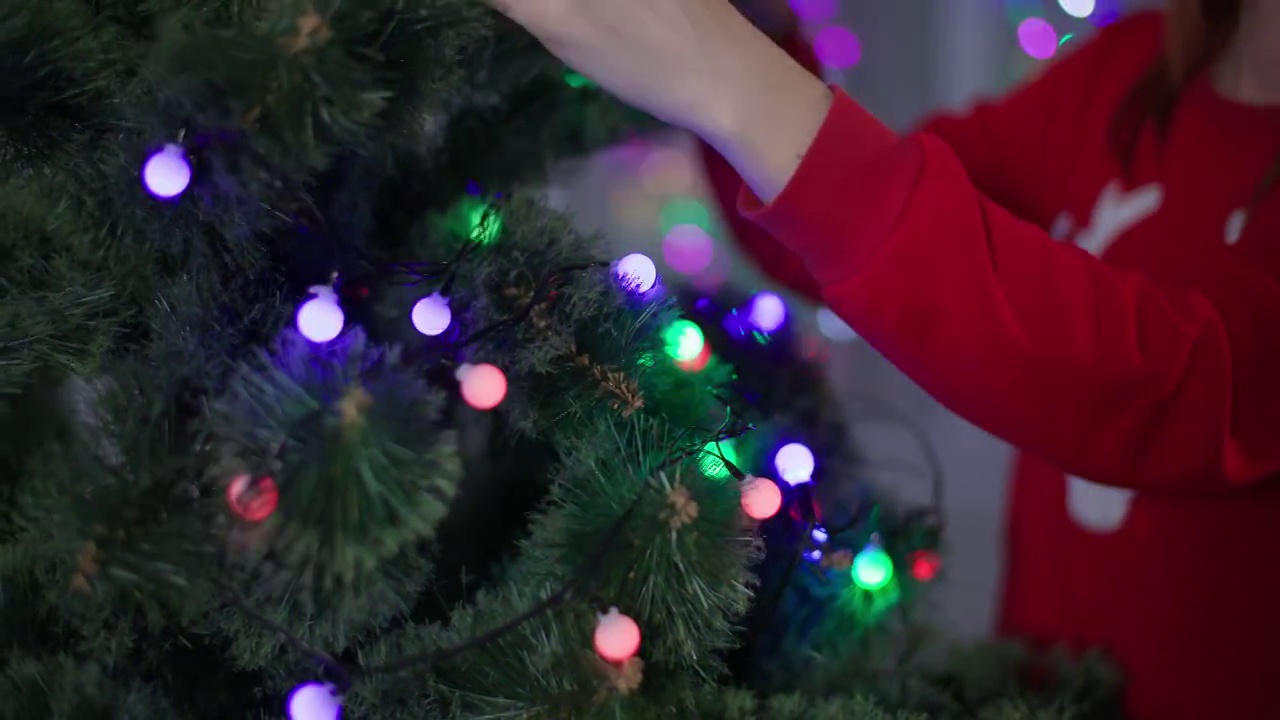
1111,0 -> 1280,211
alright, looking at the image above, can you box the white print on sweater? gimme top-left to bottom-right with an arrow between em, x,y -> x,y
1059,179 -> 1162,533
1073,179 -> 1164,257
1052,183 -> 1249,532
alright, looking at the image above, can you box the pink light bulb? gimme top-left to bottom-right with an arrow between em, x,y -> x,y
740,476 -> 783,520
1018,17 -> 1059,61
662,224 -> 715,275
593,607 -> 641,663
459,363 -> 507,410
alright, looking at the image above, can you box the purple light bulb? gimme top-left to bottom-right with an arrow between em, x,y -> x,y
774,442 -> 815,486
296,293 -> 344,343
412,293 -> 452,336
142,144 -> 191,199
615,253 -> 657,294
662,224 -> 715,275
748,292 -> 787,332
1018,17 -> 1059,61
287,682 -> 342,720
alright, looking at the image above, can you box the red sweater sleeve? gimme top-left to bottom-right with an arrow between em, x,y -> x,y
727,35 -> 1280,492
701,20 -> 1127,299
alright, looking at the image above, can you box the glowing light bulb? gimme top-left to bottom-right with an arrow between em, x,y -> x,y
459,363 -> 507,410
615,253 -> 658,294
740,476 -> 783,520
774,443 -> 815,486
1018,17 -> 1059,60
142,144 -> 191,199
791,0 -> 839,23
658,197 -> 713,235
747,292 -> 787,333
296,289 -> 344,343
286,682 -> 342,720
593,607 -> 641,663
225,473 -> 278,523
909,549 -> 942,582
663,320 -> 704,361
465,200 -> 502,244
851,544 -> 895,591
812,25 -> 862,69
411,293 -> 452,336
661,224 -> 715,275
698,440 -> 738,479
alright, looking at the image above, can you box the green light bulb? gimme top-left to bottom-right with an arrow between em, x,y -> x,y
564,70 -> 594,88
658,198 -> 714,235
663,320 -> 704,361
465,200 -> 502,245
698,440 -> 738,480
851,544 -> 894,591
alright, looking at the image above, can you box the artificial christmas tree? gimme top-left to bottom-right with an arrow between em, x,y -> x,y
1,1 -> 1118,718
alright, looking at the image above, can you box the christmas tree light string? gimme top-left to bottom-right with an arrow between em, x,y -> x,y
139,133 -> 946,714
249,223 -> 949,714
216,418 -> 756,705
673,289 -> 949,678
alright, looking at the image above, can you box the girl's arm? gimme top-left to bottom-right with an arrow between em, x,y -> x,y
703,14 -> 1280,492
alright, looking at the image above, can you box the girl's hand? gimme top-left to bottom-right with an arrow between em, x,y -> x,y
494,0 -> 831,202
493,0 -> 773,136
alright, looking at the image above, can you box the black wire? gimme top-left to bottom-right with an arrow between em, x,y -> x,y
223,420 -> 747,685
353,491 -> 645,678
216,579 -> 356,691
743,519 -> 815,640
452,261 -> 609,350
843,393 -> 946,517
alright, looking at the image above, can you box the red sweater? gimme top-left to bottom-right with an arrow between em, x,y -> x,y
702,12 -> 1280,719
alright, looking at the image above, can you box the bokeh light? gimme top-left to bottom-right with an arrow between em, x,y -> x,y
675,342 -> 713,374
639,147 -> 695,195
662,224 -> 716,275
789,0 -> 839,24
563,69 -> 594,88
663,320 -> 705,362
748,292 -> 787,333
813,25 -> 862,70
610,186 -> 665,233
691,250 -> 733,293
1017,17 -> 1059,60
1057,0 -> 1095,18
851,544 -> 895,591
658,197 -> 714,235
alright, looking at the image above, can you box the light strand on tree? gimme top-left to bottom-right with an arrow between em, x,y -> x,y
224,420 -> 752,697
